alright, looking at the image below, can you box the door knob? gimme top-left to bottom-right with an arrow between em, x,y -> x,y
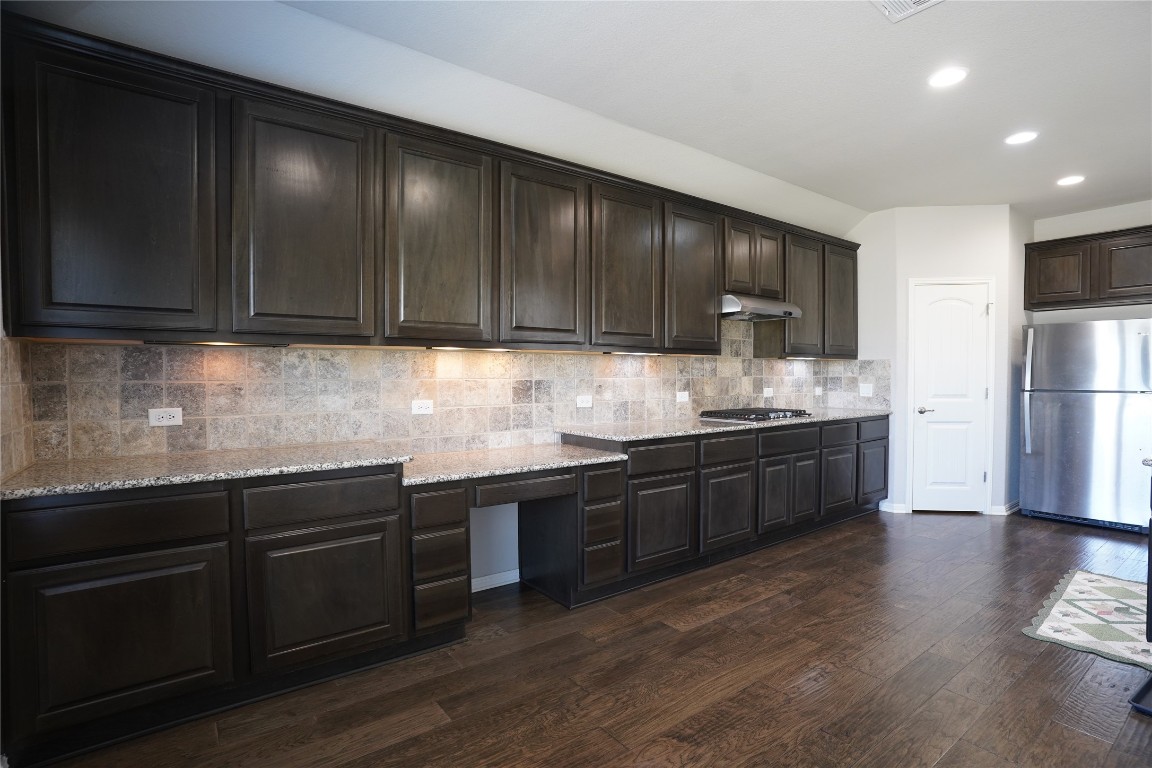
917,407 -> 935,414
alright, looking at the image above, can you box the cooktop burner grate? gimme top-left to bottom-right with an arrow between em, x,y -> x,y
698,408 -> 811,422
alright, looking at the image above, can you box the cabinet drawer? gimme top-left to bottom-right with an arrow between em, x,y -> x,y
627,442 -> 696,476
474,474 -> 576,507
244,474 -> 399,530
700,434 -> 755,465
411,528 -> 469,583
583,500 -> 624,544
583,466 -> 624,502
821,423 -> 858,447
410,488 -> 468,530
582,541 -> 624,586
7,492 -> 229,563
858,418 -> 889,442
413,575 -> 470,630
758,427 -> 819,456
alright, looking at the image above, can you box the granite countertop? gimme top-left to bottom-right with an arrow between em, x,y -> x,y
403,444 -> 627,486
556,407 -> 892,442
0,442 -> 413,501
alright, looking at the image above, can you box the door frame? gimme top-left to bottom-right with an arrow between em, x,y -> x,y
904,278 -> 997,514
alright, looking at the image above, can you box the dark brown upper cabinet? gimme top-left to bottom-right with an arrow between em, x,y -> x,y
823,244 -> 859,358
499,162 -> 588,344
780,234 -> 825,356
1025,225 -> 1152,310
754,234 -> 858,359
591,183 -> 663,349
385,135 -> 493,342
664,203 -> 722,353
724,218 -> 782,299
232,99 -> 377,337
7,43 -> 216,332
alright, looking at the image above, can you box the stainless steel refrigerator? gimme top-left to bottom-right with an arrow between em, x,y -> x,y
1020,318 -> 1152,533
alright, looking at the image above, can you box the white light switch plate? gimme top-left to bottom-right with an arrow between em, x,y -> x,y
859,382 -> 874,397
676,391 -> 689,403
411,399 -> 434,415
148,407 -> 182,426
576,395 -> 593,408
762,387 -> 773,397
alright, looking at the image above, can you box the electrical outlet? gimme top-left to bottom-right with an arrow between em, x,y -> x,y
859,382 -> 874,397
411,399 -> 434,415
576,395 -> 593,408
762,387 -> 773,397
814,386 -> 823,396
676,391 -> 689,403
148,407 -> 183,426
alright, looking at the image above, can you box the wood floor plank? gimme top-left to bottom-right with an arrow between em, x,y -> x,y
943,631 -> 1048,705
1051,655 -> 1152,743
961,644 -> 1098,763
933,738 -> 1018,768
1018,720 -> 1112,768
850,687 -> 987,768
1110,705 -> 1152,762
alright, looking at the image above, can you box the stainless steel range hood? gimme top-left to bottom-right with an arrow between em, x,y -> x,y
720,294 -> 803,321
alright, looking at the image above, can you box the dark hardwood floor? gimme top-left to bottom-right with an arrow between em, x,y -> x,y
55,512 -> 1152,768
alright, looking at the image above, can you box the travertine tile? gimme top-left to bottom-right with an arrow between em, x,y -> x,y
33,422 -> 69,460
120,346 -> 164,381
204,348 -> 246,381
166,382 -> 206,417
246,348 -> 283,380
72,421 -> 120,458
206,382 -> 246,416
283,349 -> 315,380
120,382 -> 165,420
120,420 -> 167,456
166,419 -> 207,453
70,383 -> 120,421
32,383 -> 69,421
164,347 -> 205,381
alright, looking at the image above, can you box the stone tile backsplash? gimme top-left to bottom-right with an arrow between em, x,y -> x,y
2,321 -> 890,466
0,338 -> 35,478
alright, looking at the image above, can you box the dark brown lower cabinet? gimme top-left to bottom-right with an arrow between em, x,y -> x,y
413,575 -> 471,630
857,438 -> 889,506
246,516 -> 404,672
699,461 -> 755,552
821,445 -> 858,517
628,471 -> 697,572
6,543 -> 232,737
758,450 -> 820,532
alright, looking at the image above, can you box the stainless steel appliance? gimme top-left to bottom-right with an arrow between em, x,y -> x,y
1020,318 -> 1152,533
699,407 -> 810,422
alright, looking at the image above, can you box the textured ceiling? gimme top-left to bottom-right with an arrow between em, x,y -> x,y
286,0 -> 1152,219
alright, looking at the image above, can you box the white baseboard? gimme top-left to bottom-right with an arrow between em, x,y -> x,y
471,569 -> 520,592
987,501 -> 1020,516
879,500 -> 908,513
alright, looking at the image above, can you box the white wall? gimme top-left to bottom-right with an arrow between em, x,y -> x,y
852,205 -> 1027,513
8,0 -> 867,238
469,503 -> 520,589
1033,200 -> 1152,241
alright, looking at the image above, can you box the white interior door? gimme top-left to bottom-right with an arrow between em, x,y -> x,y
911,282 -> 991,512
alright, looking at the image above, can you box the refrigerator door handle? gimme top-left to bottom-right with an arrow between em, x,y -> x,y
1024,327 -> 1034,391
1023,391 -> 1032,454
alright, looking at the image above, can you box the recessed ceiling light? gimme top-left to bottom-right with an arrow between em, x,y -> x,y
928,66 -> 968,88
1057,175 -> 1085,186
1005,131 -> 1038,145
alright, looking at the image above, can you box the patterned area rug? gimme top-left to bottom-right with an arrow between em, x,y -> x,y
1024,569 -> 1152,671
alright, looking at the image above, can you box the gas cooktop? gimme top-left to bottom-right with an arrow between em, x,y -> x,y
698,408 -> 811,423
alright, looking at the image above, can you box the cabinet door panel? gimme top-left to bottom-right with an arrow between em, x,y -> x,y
233,99 -> 376,336
857,438 -> 889,506
700,461 -> 755,552
754,227 -> 784,299
823,245 -> 858,358
1025,244 -> 1092,306
11,45 -> 215,330
591,184 -> 662,348
500,162 -> 588,343
664,203 -> 721,352
1097,234 -> 1152,301
821,445 -> 857,517
247,516 -> 404,672
386,135 -> 492,340
413,575 -> 470,631
758,455 -> 791,533
582,541 -> 625,586
724,218 -> 756,295
784,235 -> 824,356
7,543 -> 231,736
793,451 -> 820,523
627,471 -> 697,572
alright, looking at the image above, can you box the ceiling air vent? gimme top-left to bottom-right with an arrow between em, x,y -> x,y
872,0 -> 945,23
